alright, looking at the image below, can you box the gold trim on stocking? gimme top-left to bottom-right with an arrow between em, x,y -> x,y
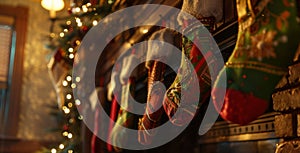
238,0 -> 271,30
226,61 -> 287,75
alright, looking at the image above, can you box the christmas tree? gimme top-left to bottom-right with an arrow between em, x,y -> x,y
42,1 -> 116,153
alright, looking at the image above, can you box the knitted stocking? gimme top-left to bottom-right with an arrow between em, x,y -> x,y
110,53 -> 138,152
107,64 -> 121,152
138,28 -> 179,145
213,0 -> 300,125
138,61 -> 165,145
90,78 -> 106,153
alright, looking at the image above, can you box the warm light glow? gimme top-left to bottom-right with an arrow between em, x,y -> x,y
75,7 -> 81,13
41,0 -> 65,18
50,33 -> 56,38
71,83 -> 76,88
129,39 -> 135,44
75,40 -> 81,45
75,77 -> 80,82
68,102 -> 73,108
59,32 -> 64,37
75,17 -> 81,23
68,48 -> 73,53
67,133 -> 73,139
62,131 -> 68,136
92,20 -> 98,26
63,29 -> 68,32
77,22 -> 82,27
62,80 -> 68,86
78,115 -> 83,120
69,118 -> 74,123
141,28 -> 149,34
66,75 -> 72,81
82,5 -> 88,12
108,0 -> 114,4
75,99 -> 81,105
59,144 -> 64,149
64,108 -> 70,114
69,53 -> 74,59
68,150 -> 74,153
66,94 -> 72,99
51,148 -> 57,153
66,20 -> 71,25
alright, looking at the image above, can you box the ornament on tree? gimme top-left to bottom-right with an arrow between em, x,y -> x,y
212,0 -> 300,125
110,52 -> 139,152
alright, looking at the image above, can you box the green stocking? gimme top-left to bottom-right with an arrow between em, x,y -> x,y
213,0 -> 300,125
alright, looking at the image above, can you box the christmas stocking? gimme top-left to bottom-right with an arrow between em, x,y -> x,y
163,0 -> 222,126
110,53 -> 139,152
138,28 -> 180,145
48,48 -> 71,108
90,77 -> 106,153
213,0 -> 300,125
107,63 -> 121,152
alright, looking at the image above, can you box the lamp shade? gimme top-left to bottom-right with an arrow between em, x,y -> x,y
41,0 -> 65,18
41,0 -> 65,12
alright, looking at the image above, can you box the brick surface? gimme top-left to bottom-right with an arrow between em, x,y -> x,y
274,114 -> 293,137
273,87 -> 300,111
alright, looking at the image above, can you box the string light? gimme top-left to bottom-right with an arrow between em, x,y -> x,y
63,29 -> 68,32
50,33 -> 56,38
92,20 -> 98,26
62,80 -> 68,86
75,40 -> 81,45
64,108 -> 70,114
82,5 -> 88,12
75,17 -> 80,23
62,131 -> 68,137
141,29 -> 149,34
68,102 -> 73,108
59,32 -> 64,37
69,118 -> 74,123
75,77 -> 80,82
66,20 -> 71,25
77,22 -> 82,27
86,3 -> 91,7
59,144 -> 65,149
62,106 -> 70,114
69,53 -> 74,59
108,0 -> 114,4
78,115 -> 83,120
66,75 -> 72,81
67,133 -> 73,139
75,7 -> 80,13
75,99 -> 81,105
51,148 -> 57,153
71,83 -> 76,88
68,48 -> 74,53
66,94 -> 72,99
68,150 -> 74,153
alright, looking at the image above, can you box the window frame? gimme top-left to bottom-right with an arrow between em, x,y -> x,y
0,4 -> 28,138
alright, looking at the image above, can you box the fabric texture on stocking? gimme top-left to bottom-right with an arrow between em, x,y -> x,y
110,53 -> 139,152
138,28 -> 181,145
163,0 -> 222,126
107,64 -> 121,152
91,77 -> 106,153
213,0 -> 300,125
